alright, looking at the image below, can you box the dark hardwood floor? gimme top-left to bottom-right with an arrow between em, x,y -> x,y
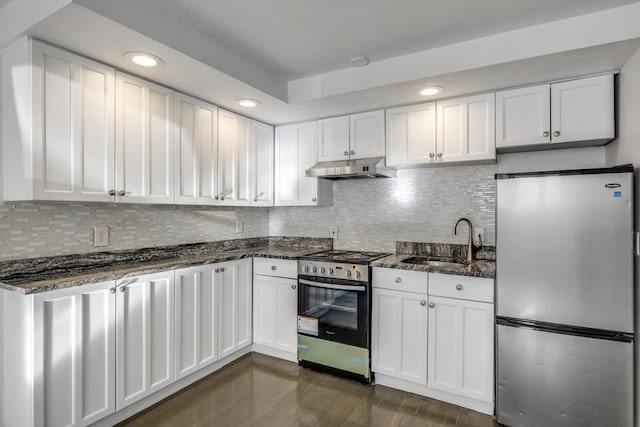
118,353 -> 500,427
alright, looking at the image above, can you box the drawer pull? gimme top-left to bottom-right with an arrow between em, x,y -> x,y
420,300 -> 426,306
271,265 -> 277,270
395,277 -> 402,283
428,302 -> 435,308
291,284 -> 297,290
456,284 -> 463,291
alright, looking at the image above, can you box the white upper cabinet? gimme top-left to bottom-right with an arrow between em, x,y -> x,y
436,93 -> 496,163
115,72 -> 174,204
250,120 -> 274,206
274,122 -> 332,206
2,39 -> 116,202
318,110 -> 385,161
496,74 -> 614,150
550,74 -> 614,144
350,110 -> 386,159
217,109 -> 252,206
385,102 -> 436,167
317,115 -> 350,161
496,84 -> 551,148
174,93 -> 218,205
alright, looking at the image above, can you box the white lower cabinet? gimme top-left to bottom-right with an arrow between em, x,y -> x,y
116,271 -> 175,410
217,258 -> 253,358
252,258 -> 298,359
427,296 -> 494,402
371,288 -> 428,384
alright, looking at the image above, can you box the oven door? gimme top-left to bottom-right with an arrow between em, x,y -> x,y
297,276 -> 369,348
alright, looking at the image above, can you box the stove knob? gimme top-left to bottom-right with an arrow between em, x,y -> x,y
304,266 -> 309,272
320,267 -> 326,274
345,270 -> 352,277
312,267 -> 318,273
329,268 -> 334,275
355,271 -> 361,278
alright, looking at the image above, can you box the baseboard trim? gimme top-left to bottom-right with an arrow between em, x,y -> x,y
251,343 -> 297,363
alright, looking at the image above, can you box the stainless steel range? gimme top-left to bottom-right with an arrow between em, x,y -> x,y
297,250 -> 390,383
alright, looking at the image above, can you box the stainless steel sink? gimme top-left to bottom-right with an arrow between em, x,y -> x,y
401,256 -> 469,269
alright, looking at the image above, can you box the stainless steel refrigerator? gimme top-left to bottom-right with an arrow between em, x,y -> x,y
496,165 -> 635,427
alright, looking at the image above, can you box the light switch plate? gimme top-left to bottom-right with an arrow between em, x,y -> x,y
93,225 -> 109,247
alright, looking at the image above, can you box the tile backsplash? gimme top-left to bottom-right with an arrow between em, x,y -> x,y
269,165 -> 497,253
0,202 -> 269,261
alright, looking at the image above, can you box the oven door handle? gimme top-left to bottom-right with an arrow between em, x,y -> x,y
298,279 -> 366,292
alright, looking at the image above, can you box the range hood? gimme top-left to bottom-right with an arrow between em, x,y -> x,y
305,157 -> 397,180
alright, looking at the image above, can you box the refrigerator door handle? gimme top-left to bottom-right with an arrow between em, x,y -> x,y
634,231 -> 639,257
496,316 -> 634,343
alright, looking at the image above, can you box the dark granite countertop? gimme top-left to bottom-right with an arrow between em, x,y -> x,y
0,237 -> 331,295
370,241 -> 496,279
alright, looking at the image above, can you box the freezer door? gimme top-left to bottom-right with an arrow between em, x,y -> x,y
497,324 -> 633,427
496,172 -> 633,332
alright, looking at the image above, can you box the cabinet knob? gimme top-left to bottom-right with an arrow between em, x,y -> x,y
344,151 -> 349,156
220,196 -> 224,201
214,268 -> 219,273
420,300 -> 427,306
271,265 -> 277,270
117,190 -> 126,197
108,189 -> 116,196
456,284 -> 463,291
350,150 -> 355,155
291,284 -> 297,290
428,302 -> 435,308
542,131 -> 550,138
395,277 -> 401,283
109,287 -> 116,294
215,195 -> 219,200
553,131 -> 560,137
220,267 -> 225,272
437,153 -> 443,159
253,197 -> 258,202
429,153 -> 435,159
311,197 -> 317,202
119,286 -> 126,293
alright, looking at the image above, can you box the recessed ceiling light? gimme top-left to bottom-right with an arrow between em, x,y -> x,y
124,52 -> 164,67
419,86 -> 444,96
350,56 -> 369,67
236,98 -> 261,108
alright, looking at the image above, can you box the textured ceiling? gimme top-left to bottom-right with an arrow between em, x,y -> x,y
148,0 -> 640,79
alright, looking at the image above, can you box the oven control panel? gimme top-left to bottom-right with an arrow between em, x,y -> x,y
297,260 -> 369,282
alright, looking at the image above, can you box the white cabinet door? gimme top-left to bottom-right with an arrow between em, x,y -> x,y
371,288 -> 428,385
253,274 -> 298,354
350,110 -> 385,159
116,271 -> 175,410
385,103 -> 436,167
174,264 -> 219,380
4,39 -> 116,203
218,259 -> 252,359
251,120 -> 274,206
551,74 -> 614,144
34,280 -> 116,427
428,296 -> 494,402
436,93 -> 496,163
174,93 -> 218,205
274,122 -> 332,206
496,84 -> 550,148
217,109 -> 252,206
317,115 -> 350,161
115,72 -> 174,204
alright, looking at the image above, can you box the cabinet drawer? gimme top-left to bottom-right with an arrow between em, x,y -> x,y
253,257 -> 297,279
373,268 -> 428,294
428,273 -> 493,303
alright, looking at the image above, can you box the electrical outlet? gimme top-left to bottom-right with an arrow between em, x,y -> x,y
330,226 -> 338,239
235,219 -> 244,234
93,225 -> 109,247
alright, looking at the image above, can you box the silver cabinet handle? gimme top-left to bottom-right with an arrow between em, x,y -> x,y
117,190 -> 126,196
350,150 -> 355,155
429,153 -> 435,159
428,302 -> 435,308
542,131 -> 550,137
343,151 -> 349,156
108,189 -> 116,196
420,300 -> 427,306
553,131 -> 560,137
456,284 -> 463,291
395,277 -> 401,283
311,197 -> 317,202
291,284 -> 297,290
271,265 -> 277,270
214,268 -> 219,273
220,267 -> 225,272
109,287 -> 116,294
119,286 -> 126,293
437,153 -> 443,158
220,196 -> 224,201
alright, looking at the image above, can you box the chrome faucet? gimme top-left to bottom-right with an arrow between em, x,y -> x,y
453,218 -> 475,263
